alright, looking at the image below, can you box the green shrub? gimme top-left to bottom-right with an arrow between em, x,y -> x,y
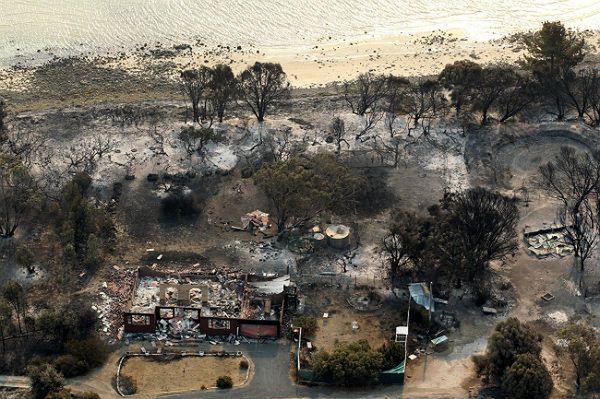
291,316 -> 318,337
378,342 -> 405,370
312,339 -> 384,385
487,318 -> 541,379
216,375 -> 233,389
239,359 -> 249,370
501,354 -> 553,399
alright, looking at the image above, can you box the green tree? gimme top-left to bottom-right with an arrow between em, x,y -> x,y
27,363 -> 64,399
522,21 -> 586,120
471,65 -> 519,125
238,62 -> 290,122
53,173 -> 112,269
557,323 -> 600,392
254,154 -> 366,232
487,318 -> 542,379
291,316 -> 318,337
312,340 -> 384,385
440,59 -> 483,117
501,353 -> 553,399
65,336 -> 110,369
378,342 -> 405,370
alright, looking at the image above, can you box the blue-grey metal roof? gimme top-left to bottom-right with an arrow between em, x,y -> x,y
408,283 -> 435,312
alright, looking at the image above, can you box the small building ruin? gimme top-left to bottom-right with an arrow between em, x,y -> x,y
123,266 -> 296,339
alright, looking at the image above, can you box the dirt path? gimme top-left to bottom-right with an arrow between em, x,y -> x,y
0,375 -> 31,389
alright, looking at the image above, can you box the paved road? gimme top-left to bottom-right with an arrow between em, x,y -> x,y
0,375 -> 31,389
161,341 -> 463,399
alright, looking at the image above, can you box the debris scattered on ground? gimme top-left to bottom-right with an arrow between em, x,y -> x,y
524,226 -> 573,258
546,310 -> 569,326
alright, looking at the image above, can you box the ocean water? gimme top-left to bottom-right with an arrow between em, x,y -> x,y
1,0 -> 600,66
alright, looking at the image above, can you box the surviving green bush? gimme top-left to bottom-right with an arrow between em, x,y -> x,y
378,341 -> 405,370
487,318 -> 541,379
216,375 -> 233,389
291,316 -> 318,337
501,354 -> 553,399
312,340 -> 384,385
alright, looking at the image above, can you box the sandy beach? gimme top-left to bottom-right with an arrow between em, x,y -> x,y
0,27 -> 599,112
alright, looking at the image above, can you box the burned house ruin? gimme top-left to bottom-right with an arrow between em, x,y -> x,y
123,266 -> 296,339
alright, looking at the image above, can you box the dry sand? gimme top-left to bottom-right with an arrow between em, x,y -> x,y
110,29 -> 531,88
5,29 -> 599,96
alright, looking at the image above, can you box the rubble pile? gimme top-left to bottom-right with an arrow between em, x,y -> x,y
525,227 -> 574,258
132,276 -> 243,317
92,267 -> 137,341
157,313 -> 202,340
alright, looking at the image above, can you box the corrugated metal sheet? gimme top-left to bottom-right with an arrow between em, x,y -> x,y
408,283 -> 435,312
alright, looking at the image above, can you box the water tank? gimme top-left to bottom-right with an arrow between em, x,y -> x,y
325,224 -> 350,249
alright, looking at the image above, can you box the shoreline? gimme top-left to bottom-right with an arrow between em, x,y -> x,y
1,29 -> 599,112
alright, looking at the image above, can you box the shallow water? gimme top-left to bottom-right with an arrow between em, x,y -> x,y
1,0 -> 600,67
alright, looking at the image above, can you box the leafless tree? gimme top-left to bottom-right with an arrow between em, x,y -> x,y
584,69 -> 600,127
538,146 -> 600,273
562,68 -> 596,120
558,199 -> 597,275
343,73 -> 388,116
181,67 -> 213,123
177,126 -> 221,160
402,78 -> 446,135
0,155 -> 39,239
261,127 -> 307,163
64,136 -> 119,175
238,62 -> 290,122
1,130 -> 47,168
495,74 -> 536,123
329,117 -> 348,154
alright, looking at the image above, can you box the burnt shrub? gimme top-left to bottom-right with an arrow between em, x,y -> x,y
113,374 -> 137,395
53,355 -> 88,378
160,188 -> 201,219
65,336 -> 110,370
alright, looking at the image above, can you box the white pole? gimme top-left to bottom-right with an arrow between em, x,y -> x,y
297,327 -> 302,371
428,281 -> 433,323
